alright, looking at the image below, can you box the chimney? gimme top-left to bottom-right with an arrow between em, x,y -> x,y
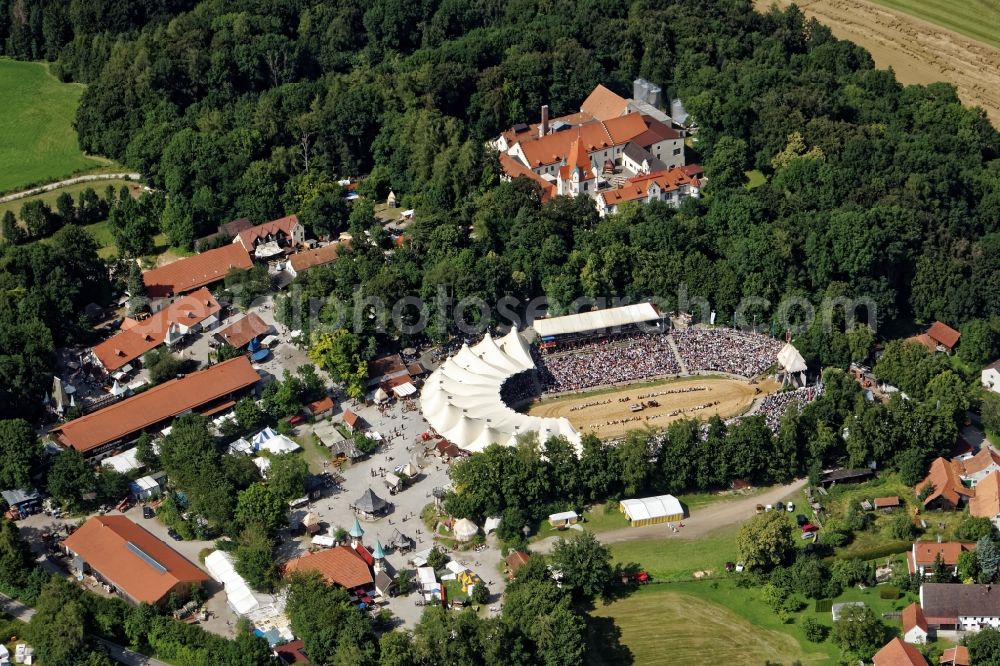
540,105 -> 549,137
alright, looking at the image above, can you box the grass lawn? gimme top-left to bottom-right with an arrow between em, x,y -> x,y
293,431 -> 334,474
866,0 -> 1000,48
588,583 -> 831,665
607,526 -> 740,581
0,59 -> 106,193
0,178 -> 138,219
529,375 -> 730,408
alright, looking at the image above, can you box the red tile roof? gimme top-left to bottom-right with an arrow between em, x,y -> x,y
907,334 -> 938,353
54,357 -> 259,453
142,244 -> 252,299
970,470 -> 1000,519
518,115 -> 656,169
289,243 -> 345,274
559,138 -> 594,182
939,646 -> 970,666
498,153 -> 556,201
874,496 -> 901,508
928,321 -> 961,350
915,457 -> 974,508
873,638 -> 928,666
902,602 -> 928,634
283,546 -> 373,589
506,550 -> 530,575
305,396 -> 334,416
235,215 -> 301,252
580,84 -> 629,121
911,541 -> 974,568
274,639 -> 311,664
214,313 -> 271,349
342,410 -> 359,428
92,288 -> 221,371
63,515 -> 209,605
959,446 -> 1000,476
600,167 -> 701,207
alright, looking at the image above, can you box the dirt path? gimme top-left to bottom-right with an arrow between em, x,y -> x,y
533,478 -> 807,553
0,172 -> 142,203
756,0 -> 1000,126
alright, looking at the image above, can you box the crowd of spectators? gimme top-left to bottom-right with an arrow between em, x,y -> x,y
673,328 -> 784,377
535,334 -> 679,393
751,385 -> 823,431
500,370 -> 539,406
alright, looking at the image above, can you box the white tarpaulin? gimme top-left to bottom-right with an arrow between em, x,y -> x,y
205,550 -> 263,616
392,382 -> 417,398
417,567 -> 437,585
419,331 -> 581,453
777,343 -> 808,373
311,534 -> 336,547
258,434 -> 300,454
484,516 -> 501,534
102,447 -> 141,474
373,388 -> 390,403
620,495 -> 683,522
532,303 -> 660,337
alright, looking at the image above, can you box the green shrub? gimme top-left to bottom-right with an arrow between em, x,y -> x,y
837,542 -> 910,562
879,587 -> 901,600
802,616 -> 828,642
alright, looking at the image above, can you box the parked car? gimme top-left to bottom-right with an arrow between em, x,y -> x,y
774,502 -> 785,511
755,504 -> 764,514
796,514 -> 808,526
142,506 -> 154,519
801,531 -> 816,540
765,504 -> 773,511
786,502 -> 795,512
167,528 -> 182,541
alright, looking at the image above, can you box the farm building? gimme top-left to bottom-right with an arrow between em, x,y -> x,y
901,602 -> 928,644
872,638 -> 927,666
619,494 -> 684,526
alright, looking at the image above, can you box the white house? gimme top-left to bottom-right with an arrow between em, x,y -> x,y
902,602 -> 929,644
921,583 -> 1000,632
983,360 -> 1000,393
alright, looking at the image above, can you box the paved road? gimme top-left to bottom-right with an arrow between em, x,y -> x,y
534,478 -> 808,553
0,172 -> 142,203
0,593 -> 169,666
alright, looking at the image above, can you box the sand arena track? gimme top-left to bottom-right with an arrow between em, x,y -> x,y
757,0 -> 1000,125
528,376 -> 780,440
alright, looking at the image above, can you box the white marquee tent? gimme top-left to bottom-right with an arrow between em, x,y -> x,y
453,518 -> 479,542
619,494 -> 685,526
205,550 -> 264,616
419,330 -> 581,452
102,447 -> 142,474
532,303 -> 661,338
777,343 -> 807,373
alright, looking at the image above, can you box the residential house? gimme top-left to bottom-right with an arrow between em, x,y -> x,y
909,321 -> 961,354
142,244 -> 253,301
596,167 -> 702,217
63,515 -> 209,606
304,396 -> 335,420
234,215 -> 306,258
921,582 -> 1000,632
287,242 -> 345,277
872,638 -> 928,666
939,646 -> 970,666
970,470 -> 1000,528
915,457 -> 974,510
90,288 -> 222,375
982,360 -> 1000,394
902,602 -> 929,644
956,446 -> 1000,486
53,356 -> 260,459
213,313 -> 273,349
907,542 -> 974,577
342,409 -> 362,433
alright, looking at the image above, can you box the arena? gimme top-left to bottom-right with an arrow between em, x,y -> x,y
528,375 -> 781,440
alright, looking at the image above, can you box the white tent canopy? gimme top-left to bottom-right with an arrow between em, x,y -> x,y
419,331 -> 581,453
620,495 -> 683,522
777,343 -> 808,373
532,303 -> 660,338
205,550 -> 264,616
392,382 -> 417,398
373,387 -> 390,403
102,447 -> 141,474
453,518 -> 479,541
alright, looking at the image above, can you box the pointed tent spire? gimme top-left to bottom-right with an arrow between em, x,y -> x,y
349,517 -> 364,538
372,540 -> 385,560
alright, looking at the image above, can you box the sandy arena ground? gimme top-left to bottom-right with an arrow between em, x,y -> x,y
528,376 -> 780,439
756,0 -> 1000,125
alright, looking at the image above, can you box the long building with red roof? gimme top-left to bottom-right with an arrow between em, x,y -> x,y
53,356 -> 260,458
63,515 -> 209,606
142,243 -> 253,299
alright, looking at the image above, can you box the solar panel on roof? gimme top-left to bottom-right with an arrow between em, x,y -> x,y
127,541 -> 167,574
